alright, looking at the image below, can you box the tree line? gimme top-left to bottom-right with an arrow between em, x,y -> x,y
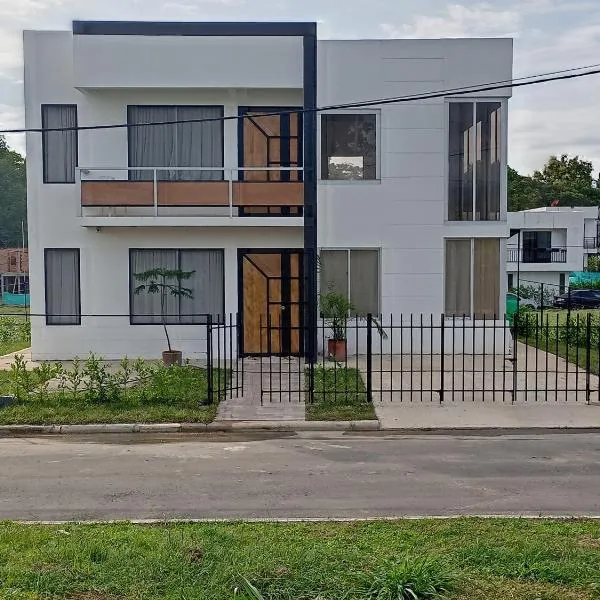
0,135 -> 26,248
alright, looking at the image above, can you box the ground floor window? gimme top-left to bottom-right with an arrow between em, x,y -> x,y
129,249 -> 224,324
45,248 -> 81,325
559,273 -> 566,294
445,238 -> 500,318
319,249 -> 380,315
508,273 -> 514,290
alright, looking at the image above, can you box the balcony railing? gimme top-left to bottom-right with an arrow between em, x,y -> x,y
507,247 -> 567,264
584,237 -> 600,249
77,167 -> 304,219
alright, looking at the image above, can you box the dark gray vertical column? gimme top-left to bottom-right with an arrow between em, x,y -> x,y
303,26 -> 318,362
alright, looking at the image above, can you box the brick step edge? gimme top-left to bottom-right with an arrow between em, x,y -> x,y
0,420 -> 381,435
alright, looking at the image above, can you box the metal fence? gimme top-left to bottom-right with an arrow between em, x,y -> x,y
250,313 -> 600,405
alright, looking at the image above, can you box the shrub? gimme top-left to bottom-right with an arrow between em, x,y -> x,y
0,317 -> 30,347
360,555 -> 455,600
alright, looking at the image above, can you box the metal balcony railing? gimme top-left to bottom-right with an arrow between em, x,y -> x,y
507,247 -> 567,264
77,166 -> 304,218
584,237 -> 600,250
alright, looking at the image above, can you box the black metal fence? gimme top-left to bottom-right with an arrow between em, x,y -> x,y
253,313 -> 600,405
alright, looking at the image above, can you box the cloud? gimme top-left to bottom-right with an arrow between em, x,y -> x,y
382,3 -> 521,39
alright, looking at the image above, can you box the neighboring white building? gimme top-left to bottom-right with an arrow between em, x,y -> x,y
24,21 -> 513,360
507,206 -> 600,294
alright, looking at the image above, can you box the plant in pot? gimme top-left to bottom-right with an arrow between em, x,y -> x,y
319,288 -> 354,361
133,267 -> 194,366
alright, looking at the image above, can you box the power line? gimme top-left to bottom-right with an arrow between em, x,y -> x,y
1,63 -> 600,135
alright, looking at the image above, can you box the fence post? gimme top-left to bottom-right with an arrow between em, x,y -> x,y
540,283 -> 545,318
568,287 -> 572,318
511,309 -> 518,404
366,313 -> 373,402
206,314 -> 213,405
586,312 -> 592,405
439,315 -> 445,404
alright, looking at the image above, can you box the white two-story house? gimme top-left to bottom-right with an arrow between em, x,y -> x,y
24,21 -> 512,360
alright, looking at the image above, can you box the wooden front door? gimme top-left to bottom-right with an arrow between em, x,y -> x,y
239,107 -> 302,216
240,250 -> 304,355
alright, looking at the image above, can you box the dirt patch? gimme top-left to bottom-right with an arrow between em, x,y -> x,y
187,547 -> 205,564
578,535 -> 600,550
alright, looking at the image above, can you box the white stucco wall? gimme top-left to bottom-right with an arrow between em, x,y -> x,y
24,30 -> 513,359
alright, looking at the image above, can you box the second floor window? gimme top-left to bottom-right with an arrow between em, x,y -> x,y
42,104 -> 77,184
127,106 -> 224,181
321,114 -> 377,180
448,101 -> 502,221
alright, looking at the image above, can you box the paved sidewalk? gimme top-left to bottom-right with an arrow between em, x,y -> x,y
216,357 -> 305,421
375,401 -> 600,429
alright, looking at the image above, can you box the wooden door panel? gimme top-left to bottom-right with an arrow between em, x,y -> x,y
241,250 -> 303,355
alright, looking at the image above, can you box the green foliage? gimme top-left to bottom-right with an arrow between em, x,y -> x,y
587,256 -> 600,273
0,316 -> 30,355
1,354 -> 221,423
509,154 -> 600,211
360,555 -> 455,600
570,280 -> 600,290
319,288 -> 354,340
0,135 -> 27,247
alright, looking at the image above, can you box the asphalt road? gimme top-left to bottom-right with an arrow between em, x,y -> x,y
0,431 -> 599,521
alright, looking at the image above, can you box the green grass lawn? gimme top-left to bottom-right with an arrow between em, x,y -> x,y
306,365 -> 377,421
0,364 -> 220,424
1,519 -> 600,599
0,310 -> 30,355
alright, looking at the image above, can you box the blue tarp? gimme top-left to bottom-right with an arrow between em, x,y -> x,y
1,292 -> 30,306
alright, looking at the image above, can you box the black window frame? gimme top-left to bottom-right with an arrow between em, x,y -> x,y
41,104 -> 78,184
320,113 -> 378,181
128,248 -> 226,325
44,248 -> 82,326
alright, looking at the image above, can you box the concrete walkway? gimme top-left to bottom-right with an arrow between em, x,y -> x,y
216,357 -> 306,422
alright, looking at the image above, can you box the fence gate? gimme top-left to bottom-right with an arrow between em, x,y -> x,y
206,314 -> 245,404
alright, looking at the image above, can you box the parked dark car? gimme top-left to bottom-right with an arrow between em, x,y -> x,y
553,289 -> 600,309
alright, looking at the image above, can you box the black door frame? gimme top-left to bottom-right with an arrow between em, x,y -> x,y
238,248 -> 305,356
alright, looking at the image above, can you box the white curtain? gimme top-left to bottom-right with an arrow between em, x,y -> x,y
130,249 -> 224,325
128,106 -> 223,181
180,250 -> 224,323
42,105 -> 77,183
445,240 -> 471,316
45,249 -> 80,325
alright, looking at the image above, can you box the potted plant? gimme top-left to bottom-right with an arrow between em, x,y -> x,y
319,288 -> 354,361
133,267 -> 194,366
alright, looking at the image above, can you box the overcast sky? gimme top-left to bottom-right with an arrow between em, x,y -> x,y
1,0 -> 599,175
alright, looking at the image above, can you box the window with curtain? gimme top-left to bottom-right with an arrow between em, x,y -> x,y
42,105 -> 77,184
321,114 -> 377,180
45,249 -> 81,325
445,238 -> 500,317
130,249 -> 224,324
448,101 -> 502,221
127,106 -> 224,181
319,249 -> 380,315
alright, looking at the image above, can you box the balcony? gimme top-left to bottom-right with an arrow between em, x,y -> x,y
77,167 -> 304,227
584,237 -> 600,250
507,247 -> 567,264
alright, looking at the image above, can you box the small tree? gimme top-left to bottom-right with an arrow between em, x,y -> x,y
319,288 -> 354,341
133,268 -> 194,352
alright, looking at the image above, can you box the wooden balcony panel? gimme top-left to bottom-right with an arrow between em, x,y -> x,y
157,181 -> 229,206
81,181 -> 154,206
233,182 -> 304,206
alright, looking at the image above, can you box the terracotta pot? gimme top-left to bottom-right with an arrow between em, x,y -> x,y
162,350 -> 183,366
327,339 -> 347,362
